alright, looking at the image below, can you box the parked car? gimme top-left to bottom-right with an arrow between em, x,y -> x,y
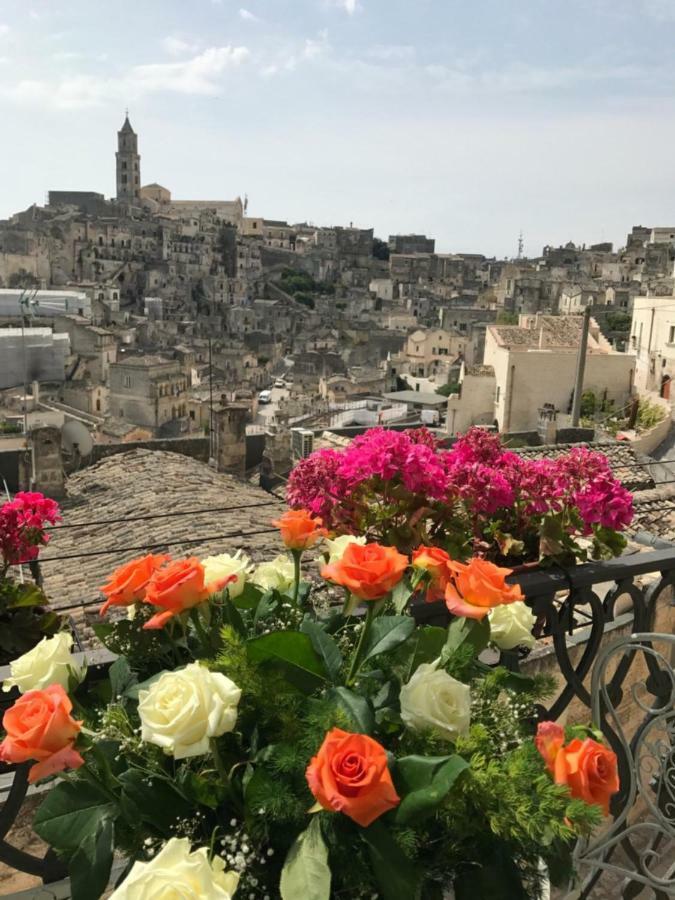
258,390 -> 272,404
274,379 -> 285,388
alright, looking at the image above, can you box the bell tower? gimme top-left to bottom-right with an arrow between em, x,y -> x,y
116,113 -> 141,203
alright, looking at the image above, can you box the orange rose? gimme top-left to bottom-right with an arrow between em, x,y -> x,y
535,722 -> 619,816
321,542 -> 409,601
0,684 -> 84,784
444,557 -> 524,620
411,545 -> 451,601
99,553 -> 171,615
306,727 -> 400,827
143,557 -> 208,630
272,509 -> 327,551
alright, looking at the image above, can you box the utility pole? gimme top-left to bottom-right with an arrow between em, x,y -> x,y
208,337 -> 215,461
571,305 -> 592,426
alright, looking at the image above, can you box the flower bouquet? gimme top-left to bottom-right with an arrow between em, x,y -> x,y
0,492 -> 61,666
0,507 -> 619,899
287,427 -> 633,563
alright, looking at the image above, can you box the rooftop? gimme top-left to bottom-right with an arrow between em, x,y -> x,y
382,389 -> 447,407
465,365 -> 495,377
111,355 -> 174,368
41,449 -> 286,616
490,315 -> 611,351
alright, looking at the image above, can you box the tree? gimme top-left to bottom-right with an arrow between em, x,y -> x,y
372,237 -> 390,261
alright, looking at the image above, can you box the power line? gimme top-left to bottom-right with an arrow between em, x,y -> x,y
38,526 -> 280,563
46,499 -> 283,530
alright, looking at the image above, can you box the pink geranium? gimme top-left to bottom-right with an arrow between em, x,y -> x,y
0,492 -> 61,567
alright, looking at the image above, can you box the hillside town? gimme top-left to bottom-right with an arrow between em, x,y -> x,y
1,115 -> 675,900
0,115 -> 674,494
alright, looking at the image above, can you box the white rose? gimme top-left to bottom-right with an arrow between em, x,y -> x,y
488,602 -> 537,651
202,550 -> 252,599
109,837 -> 239,900
2,632 -> 84,694
139,663 -> 241,759
400,659 -> 471,742
324,534 -> 366,563
251,554 -> 295,593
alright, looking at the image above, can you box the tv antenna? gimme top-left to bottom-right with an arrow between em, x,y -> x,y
517,231 -> 524,260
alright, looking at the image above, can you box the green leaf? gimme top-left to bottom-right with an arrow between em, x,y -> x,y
69,817 -> 114,900
362,616 -> 415,664
391,626 -> 447,683
118,770 -> 192,836
178,770 -> 227,810
108,657 -> 137,701
253,590 -> 278,627
301,619 -> 343,682
441,616 -> 490,665
33,781 -> 117,852
454,844 -> 529,899
328,686 -> 374,734
123,670 -> 164,701
280,817 -> 331,900
220,598 -> 246,636
232,581 -> 264,610
394,755 -> 468,824
391,578 -> 413,614
362,820 -> 421,900
247,631 -> 327,693
7,582 -> 47,608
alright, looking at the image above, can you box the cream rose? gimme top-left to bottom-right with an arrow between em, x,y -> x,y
324,534 -> 366,563
400,659 -> 470,742
488,602 -> 537,651
2,632 -> 84,694
109,837 -> 239,899
251,554 -> 295,593
138,663 -> 241,759
202,551 -> 252,599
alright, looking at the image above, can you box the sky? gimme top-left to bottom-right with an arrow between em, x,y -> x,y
1,0 -> 675,257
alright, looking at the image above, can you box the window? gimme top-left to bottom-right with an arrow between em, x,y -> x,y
496,386 -> 501,403
669,326 -> 675,345
123,375 -> 132,388
122,161 -> 127,170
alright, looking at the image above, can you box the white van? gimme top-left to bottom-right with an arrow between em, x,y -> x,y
258,390 -> 272,404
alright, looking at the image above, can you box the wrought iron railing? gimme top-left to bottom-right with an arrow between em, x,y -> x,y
0,551 -> 673,896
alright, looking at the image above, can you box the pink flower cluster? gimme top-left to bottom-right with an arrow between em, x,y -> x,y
286,427 -> 633,539
0,492 -> 61,567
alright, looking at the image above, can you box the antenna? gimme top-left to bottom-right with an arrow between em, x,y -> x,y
517,231 -> 524,260
62,420 -> 94,465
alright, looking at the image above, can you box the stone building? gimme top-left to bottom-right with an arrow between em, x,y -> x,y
388,234 -> 435,255
484,315 -> 635,432
108,355 -> 188,434
116,115 -> 141,204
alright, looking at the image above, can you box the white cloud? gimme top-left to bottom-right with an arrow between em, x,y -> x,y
133,46 -> 249,94
1,45 -> 250,108
0,24 -> 10,37
162,35 -> 200,56
304,29 -> 329,59
239,8 -> 260,21
342,0 -> 358,13
367,44 -> 415,61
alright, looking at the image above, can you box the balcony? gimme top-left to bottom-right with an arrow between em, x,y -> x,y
0,543 -> 672,896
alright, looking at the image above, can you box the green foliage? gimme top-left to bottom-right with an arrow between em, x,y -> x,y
435,382 -> 460,397
0,578 -> 61,664
496,311 -> 519,325
372,237 -> 390,260
280,817 -> 332,900
580,389 -> 597,418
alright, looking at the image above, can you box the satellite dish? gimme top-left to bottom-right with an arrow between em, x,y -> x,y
62,420 -> 93,458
